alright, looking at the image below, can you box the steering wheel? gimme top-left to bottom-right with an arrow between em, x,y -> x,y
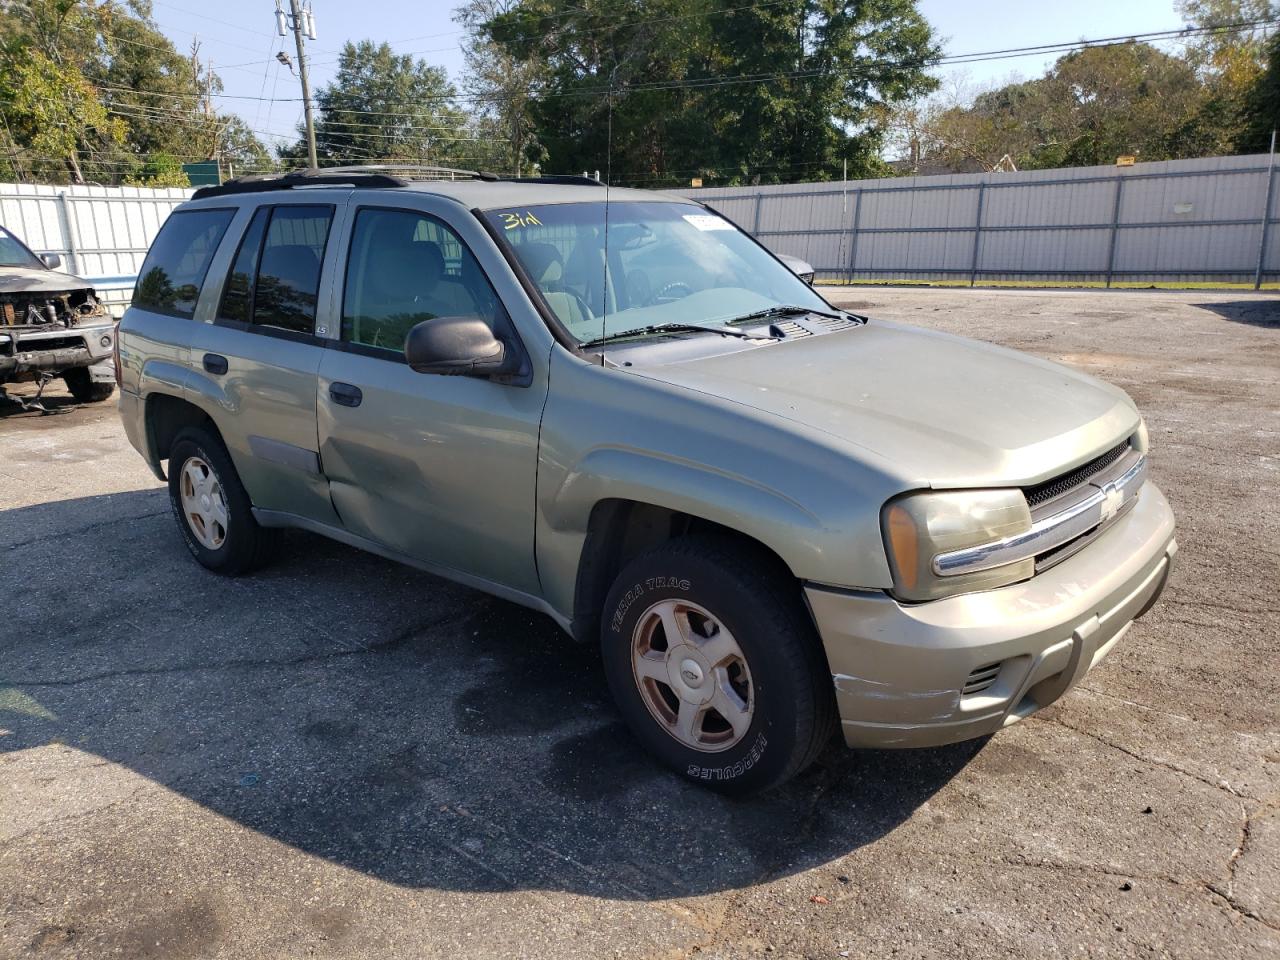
650,281 -> 693,305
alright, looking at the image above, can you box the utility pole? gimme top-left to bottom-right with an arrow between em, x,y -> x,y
278,1 -> 318,168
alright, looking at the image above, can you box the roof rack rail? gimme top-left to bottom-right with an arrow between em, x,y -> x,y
479,174 -> 605,186
190,167 -> 409,200
189,165 -> 606,200
313,163 -> 482,181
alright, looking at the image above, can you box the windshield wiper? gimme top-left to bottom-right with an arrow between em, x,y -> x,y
580,321 -> 778,348
719,304 -> 847,325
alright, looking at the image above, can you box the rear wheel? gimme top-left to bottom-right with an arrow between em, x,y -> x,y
167,426 -> 277,575
63,367 -> 115,403
600,535 -> 836,795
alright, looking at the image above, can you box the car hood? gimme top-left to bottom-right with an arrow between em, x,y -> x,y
631,319 -> 1140,488
0,266 -> 92,293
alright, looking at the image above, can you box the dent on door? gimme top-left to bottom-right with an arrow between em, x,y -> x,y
316,350 -> 544,595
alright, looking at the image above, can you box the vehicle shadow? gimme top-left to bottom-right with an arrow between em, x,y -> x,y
1195,298 -> 1280,328
0,488 -> 983,900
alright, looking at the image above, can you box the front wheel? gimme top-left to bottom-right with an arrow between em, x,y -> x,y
63,367 -> 115,403
600,535 -> 836,795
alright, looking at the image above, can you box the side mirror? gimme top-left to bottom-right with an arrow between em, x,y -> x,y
42,253 -> 62,270
405,315 -> 511,377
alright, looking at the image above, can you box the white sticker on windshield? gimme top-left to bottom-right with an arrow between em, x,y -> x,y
682,214 -> 733,232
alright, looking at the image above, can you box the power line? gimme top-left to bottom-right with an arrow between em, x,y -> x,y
94,15 -> 1280,114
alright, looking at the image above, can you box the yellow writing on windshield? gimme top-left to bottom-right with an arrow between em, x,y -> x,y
498,211 -> 543,230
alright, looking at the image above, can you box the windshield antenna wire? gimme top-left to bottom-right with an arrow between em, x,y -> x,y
600,62 -> 619,365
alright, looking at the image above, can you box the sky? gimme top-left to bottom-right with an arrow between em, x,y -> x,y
145,0 -> 1190,156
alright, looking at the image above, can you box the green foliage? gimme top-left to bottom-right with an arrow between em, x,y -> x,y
0,0 -> 269,185
482,0 -> 939,186
280,41 -> 475,168
123,153 -> 191,187
1242,33 -> 1280,151
911,41 -> 1265,172
454,0 -> 547,175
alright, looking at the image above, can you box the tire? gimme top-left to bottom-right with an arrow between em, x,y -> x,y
600,535 -> 836,795
63,367 -> 115,403
167,426 -> 278,575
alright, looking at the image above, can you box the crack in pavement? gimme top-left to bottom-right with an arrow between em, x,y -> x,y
2,783 -> 155,846
1163,596 -> 1272,617
1,615 -> 463,689
0,507 -> 167,553
1203,800 -> 1280,933
1031,714 -> 1256,799
1204,883 -> 1280,933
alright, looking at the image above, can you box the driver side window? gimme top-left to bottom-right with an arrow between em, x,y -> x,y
341,208 -> 499,354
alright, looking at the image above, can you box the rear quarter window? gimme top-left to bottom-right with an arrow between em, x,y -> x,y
132,208 -> 235,319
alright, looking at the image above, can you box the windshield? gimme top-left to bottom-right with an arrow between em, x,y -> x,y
0,226 -> 45,270
483,201 -> 829,346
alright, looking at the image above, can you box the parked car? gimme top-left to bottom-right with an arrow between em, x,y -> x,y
116,167 -> 1176,794
777,253 -> 815,284
0,225 -> 116,409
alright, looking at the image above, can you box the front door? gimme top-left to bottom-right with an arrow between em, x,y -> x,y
316,202 -> 547,596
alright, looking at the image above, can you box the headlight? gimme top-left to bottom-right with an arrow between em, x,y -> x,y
1132,418 -> 1149,454
881,489 -> 1034,602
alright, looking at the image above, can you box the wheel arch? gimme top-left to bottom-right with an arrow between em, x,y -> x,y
144,391 -> 224,480
569,497 -> 801,645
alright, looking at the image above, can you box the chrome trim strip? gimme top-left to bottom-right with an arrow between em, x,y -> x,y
933,455 -> 1147,577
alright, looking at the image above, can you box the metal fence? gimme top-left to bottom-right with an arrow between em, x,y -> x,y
5,154 -> 1278,310
0,182 -> 193,315
683,153 -> 1280,287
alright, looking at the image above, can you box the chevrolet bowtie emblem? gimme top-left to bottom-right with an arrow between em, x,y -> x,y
1100,484 -> 1125,523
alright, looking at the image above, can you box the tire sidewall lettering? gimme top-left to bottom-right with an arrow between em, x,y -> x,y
685,732 -> 769,781
609,575 -> 692,634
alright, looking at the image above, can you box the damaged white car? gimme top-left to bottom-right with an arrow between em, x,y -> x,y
1,225 -> 116,411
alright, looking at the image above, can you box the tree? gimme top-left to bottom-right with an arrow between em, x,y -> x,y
1177,0 -> 1277,152
916,43 -> 1211,171
455,0 -> 547,175
0,0 -> 270,184
483,0 -> 939,186
280,41 -> 476,168
1242,32 -> 1280,150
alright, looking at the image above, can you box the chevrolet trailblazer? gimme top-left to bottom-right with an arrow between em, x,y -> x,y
116,166 -> 1176,794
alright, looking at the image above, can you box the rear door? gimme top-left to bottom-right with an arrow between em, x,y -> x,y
315,197 -> 547,596
189,195 -> 348,526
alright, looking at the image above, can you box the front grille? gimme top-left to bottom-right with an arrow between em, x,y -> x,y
1024,439 -> 1130,509
962,662 -> 1003,696
17,335 -> 84,352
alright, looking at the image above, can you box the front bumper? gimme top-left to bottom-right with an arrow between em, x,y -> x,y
0,323 -> 114,377
806,482 -> 1176,749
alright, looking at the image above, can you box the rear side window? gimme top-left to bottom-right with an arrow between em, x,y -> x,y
218,208 -> 270,324
132,208 -> 234,318
216,205 -> 333,334
252,206 -> 333,334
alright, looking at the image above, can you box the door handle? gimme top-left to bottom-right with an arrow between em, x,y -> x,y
202,353 -> 228,376
328,382 -> 363,408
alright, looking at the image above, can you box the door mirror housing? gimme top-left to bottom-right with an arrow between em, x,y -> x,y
42,253 -> 62,270
404,315 -> 513,377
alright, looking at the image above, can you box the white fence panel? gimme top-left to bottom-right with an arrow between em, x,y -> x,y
1,183 -> 193,315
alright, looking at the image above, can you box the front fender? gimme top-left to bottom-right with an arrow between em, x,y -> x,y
543,444 -> 825,560
534,349 -> 903,621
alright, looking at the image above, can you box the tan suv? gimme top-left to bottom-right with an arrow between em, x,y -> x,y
116,166 -> 1176,794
